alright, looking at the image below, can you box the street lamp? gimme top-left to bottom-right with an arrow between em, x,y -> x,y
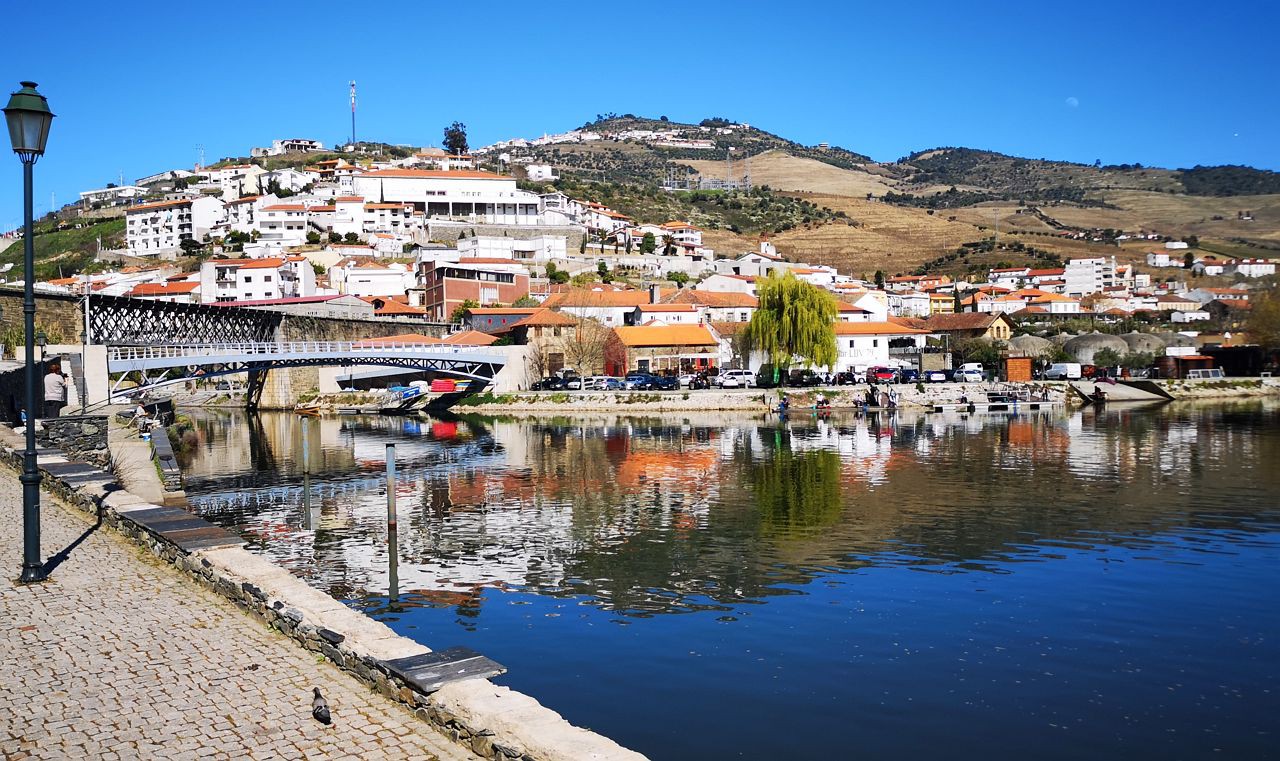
5,81 -> 54,583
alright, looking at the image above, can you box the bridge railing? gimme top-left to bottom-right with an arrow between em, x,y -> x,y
107,341 -> 496,361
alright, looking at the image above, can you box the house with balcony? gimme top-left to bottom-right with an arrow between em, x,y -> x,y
256,204 -> 314,246
352,169 -> 544,225
198,256 -> 315,303
125,196 -> 225,258
418,257 -> 531,321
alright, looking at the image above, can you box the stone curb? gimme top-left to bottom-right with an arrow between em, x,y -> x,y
1,440 -> 646,761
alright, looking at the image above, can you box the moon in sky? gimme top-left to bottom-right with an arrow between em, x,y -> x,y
1065,96 -> 1080,108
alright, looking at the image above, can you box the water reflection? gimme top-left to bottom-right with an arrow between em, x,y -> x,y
177,402 -> 1280,761
179,403 -> 1280,614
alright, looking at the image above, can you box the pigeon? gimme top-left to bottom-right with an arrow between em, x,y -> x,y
311,687 -> 332,725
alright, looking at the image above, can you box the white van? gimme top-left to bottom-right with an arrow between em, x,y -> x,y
1044,362 -> 1082,380
717,369 -> 756,388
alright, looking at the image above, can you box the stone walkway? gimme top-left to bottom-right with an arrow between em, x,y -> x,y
0,470 -> 479,761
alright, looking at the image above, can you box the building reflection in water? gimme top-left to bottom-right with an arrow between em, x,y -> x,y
178,402 -> 1280,619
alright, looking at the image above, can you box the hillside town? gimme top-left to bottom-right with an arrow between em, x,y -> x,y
4,132 -> 1274,391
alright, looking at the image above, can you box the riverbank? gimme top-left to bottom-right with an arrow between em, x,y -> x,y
0,425 -> 645,761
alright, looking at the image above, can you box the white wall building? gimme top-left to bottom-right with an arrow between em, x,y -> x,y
888,290 -> 931,318
352,169 -> 544,225
199,256 -> 315,303
125,196 -> 225,257
458,235 -> 566,264
1229,258 -> 1276,278
1063,256 -> 1117,297
221,194 -> 277,234
79,185 -> 147,207
328,259 -> 416,297
525,164 -> 559,182
251,138 -> 324,157
256,203 -> 312,246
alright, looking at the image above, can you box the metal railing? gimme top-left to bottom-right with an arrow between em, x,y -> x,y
107,340 -> 492,362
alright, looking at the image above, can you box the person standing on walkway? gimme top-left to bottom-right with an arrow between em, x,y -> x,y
43,361 -> 67,419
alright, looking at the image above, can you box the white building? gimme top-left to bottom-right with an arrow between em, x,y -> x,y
352,169 -> 543,225
123,280 -> 201,303
696,273 -> 757,296
1146,251 -> 1182,268
888,290 -> 931,318
525,164 -> 559,182
328,258 -> 416,298
251,138 -> 324,157
256,203 -> 313,246
125,196 -> 225,257
458,235 -> 566,264
828,322 -> 930,374
1229,258 -> 1276,278
258,168 -> 313,194
199,256 -> 315,303
221,194 -> 277,234
1171,310 -> 1210,323
1063,256 -> 1117,297
79,185 -> 147,207
200,164 -> 267,201
632,304 -> 705,325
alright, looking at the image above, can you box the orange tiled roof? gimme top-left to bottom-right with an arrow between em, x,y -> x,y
442,330 -> 500,345
126,282 -> 199,296
612,325 -> 719,348
509,309 -> 578,328
543,290 -> 652,308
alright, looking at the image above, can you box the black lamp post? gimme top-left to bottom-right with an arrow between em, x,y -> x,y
5,81 -> 54,583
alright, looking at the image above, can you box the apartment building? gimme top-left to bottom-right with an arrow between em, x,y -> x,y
256,204 -> 313,245
418,258 -> 531,321
352,169 -> 544,225
125,196 -> 224,257
1062,256 -> 1117,297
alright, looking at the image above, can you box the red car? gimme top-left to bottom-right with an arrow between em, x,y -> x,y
865,366 -> 899,383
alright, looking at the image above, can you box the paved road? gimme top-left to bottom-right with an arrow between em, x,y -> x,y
0,470 -> 478,761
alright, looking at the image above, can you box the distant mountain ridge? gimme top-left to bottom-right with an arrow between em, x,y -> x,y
505,115 -> 1279,199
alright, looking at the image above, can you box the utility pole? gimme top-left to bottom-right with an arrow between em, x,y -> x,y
196,144 -> 205,170
349,80 -> 357,148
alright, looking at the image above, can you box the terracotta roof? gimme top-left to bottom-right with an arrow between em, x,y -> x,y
225,195 -> 261,206
456,257 -> 520,265
835,302 -> 869,313
509,309 -> 578,328
832,321 -> 928,336
364,203 -> 411,210
612,325 -> 719,348
363,298 -> 426,316
335,196 -> 365,202
239,257 -> 289,270
441,330 -> 500,345
362,169 -> 508,180
354,333 -> 442,346
262,204 -> 307,212
892,313 -> 1009,331
126,282 -> 200,296
543,290 -> 653,308
1027,268 -> 1066,277
709,320 -> 748,336
663,290 -> 759,308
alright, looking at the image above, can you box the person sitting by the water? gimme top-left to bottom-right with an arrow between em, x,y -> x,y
815,392 -> 830,410
1093,387 -> 1108,404
777,396 -> 790,413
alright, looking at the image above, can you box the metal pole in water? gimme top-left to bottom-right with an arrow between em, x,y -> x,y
385,443 -> 397,530
387,528 -> 400,607
301,416 -> 312,530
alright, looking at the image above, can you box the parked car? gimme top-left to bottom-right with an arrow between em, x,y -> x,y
599,377 -> 624,391
835,371 -> 861,385
1044,362 -> 1082,380
678,374 -> 697,388
718,369 -> 756,388
866,366 -> 899,383
953,367 -> 984,383
898,368 -> 920,384
652,375 -> 679,391
565,376 -> 584,390
532,376 -> 565,391
624,373 -> 658,390
924,369 -> 950,383
788,369 -> 824,387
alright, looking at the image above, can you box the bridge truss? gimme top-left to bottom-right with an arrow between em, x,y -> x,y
106,341 -> 506,409
87,294 -> 281,345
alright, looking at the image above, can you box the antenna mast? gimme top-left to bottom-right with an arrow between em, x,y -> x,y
350,80 -> 357,147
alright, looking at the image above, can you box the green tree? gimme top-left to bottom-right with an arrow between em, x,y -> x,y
670,271 -> 689,288
579,235 -> 586,255
512,294 -> 540,307
1121,351 -> 1155,371
625,236 -> 633,254
953,337 -> 1004,369
640,232 -> 657,254
661,234 -> 677,256
743,271 -> 838,374
597,260 -> 609,277
179,238 -> 204,256
1246,289 -> 1280,350
449,298 -> 479,323
343,232 -> 360,244
1183,251 -> 1194,269
443,121 -> 469,155
328,232 -> 342,244
1093,347 -> 1124,368
305,231 -> 321,245
874,270 -> 885,288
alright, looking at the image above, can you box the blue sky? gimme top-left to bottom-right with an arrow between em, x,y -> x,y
3,0 -> 1277,228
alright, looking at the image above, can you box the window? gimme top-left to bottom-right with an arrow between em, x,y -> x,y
553,327 -> 562,337
243,276 -> 252,283
264,275 -> 272,283
872,340 -> 878,347
849,339 -> 855,348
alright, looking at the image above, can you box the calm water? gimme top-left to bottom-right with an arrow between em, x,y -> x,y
177,403 -> 1280,760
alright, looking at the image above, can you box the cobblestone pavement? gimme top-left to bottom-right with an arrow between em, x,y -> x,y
0,471 -> 479,761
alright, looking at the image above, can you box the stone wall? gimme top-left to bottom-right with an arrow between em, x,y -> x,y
425,223 -> 585,249
37,414 -> 109,468
0,288 -> 85,351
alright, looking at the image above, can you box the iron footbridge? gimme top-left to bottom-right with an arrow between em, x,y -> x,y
107,341 -> 506,409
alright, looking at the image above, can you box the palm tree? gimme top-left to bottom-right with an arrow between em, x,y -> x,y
661,234 -> 677,256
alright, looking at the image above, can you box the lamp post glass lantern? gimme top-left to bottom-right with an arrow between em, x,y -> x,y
5,80 -> 54,583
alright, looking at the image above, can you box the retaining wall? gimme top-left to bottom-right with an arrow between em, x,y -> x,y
37,414 -> 109,468
1,431 -> 645,761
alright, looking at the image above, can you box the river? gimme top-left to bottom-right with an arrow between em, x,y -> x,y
176,402 -> 1280,760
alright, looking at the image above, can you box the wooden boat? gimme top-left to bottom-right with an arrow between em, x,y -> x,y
295,401 -> 322,416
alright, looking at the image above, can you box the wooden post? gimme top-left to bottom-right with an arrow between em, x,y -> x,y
385,443 -> 397,530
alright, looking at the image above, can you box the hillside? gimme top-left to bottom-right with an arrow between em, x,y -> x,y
3,217 -> 124,281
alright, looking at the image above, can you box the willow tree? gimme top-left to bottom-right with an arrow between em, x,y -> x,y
743,271 -> 838,379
